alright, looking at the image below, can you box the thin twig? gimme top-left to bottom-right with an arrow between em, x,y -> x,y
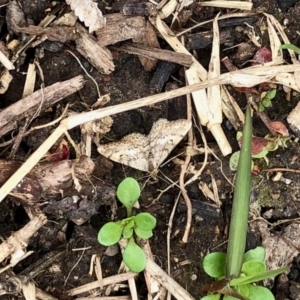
64,246 -> 86,286
180,90 -> 193,243
166,192 -> 181,300
263,168 -> 300,174
177,12 -> 254,37
66,50 -> 101,99
184,119 -> 209,186
145,181 -> 179,208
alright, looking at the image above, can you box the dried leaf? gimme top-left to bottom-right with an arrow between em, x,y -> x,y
199,181 -> 216,202
251,47 -> 272,65
268,121 -> 289,136
238,135 -> 268,156
66,0 -> 106,32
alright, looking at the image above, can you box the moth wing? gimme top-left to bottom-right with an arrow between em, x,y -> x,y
148,119 -> 192,170
98,133 -> 150,172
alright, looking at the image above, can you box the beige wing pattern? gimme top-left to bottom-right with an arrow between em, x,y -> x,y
97,133 -> 150,172
148,119 -> 192,171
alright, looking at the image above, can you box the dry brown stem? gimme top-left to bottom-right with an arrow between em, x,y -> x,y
75,23 -> 114,74
67,272 -> 137,296
115,43 -> 193,67
0,64 -> 298,202
145,258 -> 195,300
179,83 -> 193,243
0,75 -> 84,138
199,1 -> 252,10
0,214 -> 47,265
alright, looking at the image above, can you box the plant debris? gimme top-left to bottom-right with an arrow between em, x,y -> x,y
0,0 -> 300,299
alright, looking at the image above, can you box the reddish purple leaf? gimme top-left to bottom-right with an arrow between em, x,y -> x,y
238,136 -> 268,156
252,47 -> 272,65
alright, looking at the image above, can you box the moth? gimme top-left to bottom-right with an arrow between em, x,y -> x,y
97,118 -> 192,175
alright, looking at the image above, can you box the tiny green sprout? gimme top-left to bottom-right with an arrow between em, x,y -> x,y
98,177 -> 157,272
258,89 -> 276,112
201,247 -> 288,300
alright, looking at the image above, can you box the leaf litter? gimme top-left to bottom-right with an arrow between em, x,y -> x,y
0,0 -> 300,299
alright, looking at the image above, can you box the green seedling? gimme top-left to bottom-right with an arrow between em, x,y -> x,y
202,107 -> 288,299
230,132 -> 289,171
258,89 -> 276,112
201,247 -> 287,300
97,177 -> 156,272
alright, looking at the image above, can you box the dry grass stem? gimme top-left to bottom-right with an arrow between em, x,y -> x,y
267,17 -> 283,63
177,12 -> 254,37
184,120 -> 209,186
22,63 -> 36,98
0,49 -> 14,70
207,14 -> 232,155
179,88 -> 193,243
95,255 -> 104,290
199,1 -> 253,10
36,288 -> 58,300
0,63 -> 299,201
142,241 -> 164,297
221,86 -> 245,130
145,258 -> 195,300
159,0 -> 178,19
167,192 -> 181,299
67,273 -> 137,296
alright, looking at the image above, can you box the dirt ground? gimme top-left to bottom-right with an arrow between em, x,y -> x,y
1,0 -> 300,299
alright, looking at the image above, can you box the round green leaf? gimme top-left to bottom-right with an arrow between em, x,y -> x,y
98,222 -> 123,246
123,240 -> 146,272
134,213 -> 156,230
134,227 -> 153,239
203,252 -> 226,279
244,247 -> 265,263
247,284 -> 275,300
116,178 -> 140,209
242,260 -> 266,276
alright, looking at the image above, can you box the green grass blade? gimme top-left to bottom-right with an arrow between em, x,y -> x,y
226,106 -> 252,278
280,44 -> 300,55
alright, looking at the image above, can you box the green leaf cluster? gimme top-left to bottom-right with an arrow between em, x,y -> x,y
201,247 -> 287,300
204,108 -> 288,300
229,133 -> 289,171
258,90 -> 276,112
97,177 -> 157,272
98,212 -> 156,246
